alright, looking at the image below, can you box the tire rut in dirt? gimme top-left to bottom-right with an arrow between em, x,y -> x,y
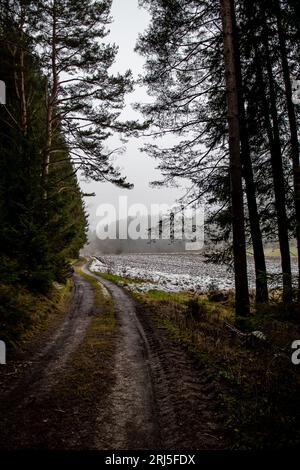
135,304 -> 228,449
86,266 -> 227,449
82,266 -> 161,450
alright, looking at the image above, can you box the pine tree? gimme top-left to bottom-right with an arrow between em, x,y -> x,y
220,0 -> 250,315
32,0 -> 138,191
231,0 -> 269,303
136,0 -> 251,314
237,0 -> 298,301
136,0 -> 300,306
274,0 -> 300,298
0,1 -> 88,291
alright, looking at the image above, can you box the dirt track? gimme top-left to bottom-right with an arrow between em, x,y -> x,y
81,265 -> 161,449
0,264 -> 227,449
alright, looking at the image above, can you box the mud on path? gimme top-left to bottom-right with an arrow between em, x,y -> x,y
0,264 -> 228,449
83,265 -> 228,450
82,264 -> 160,449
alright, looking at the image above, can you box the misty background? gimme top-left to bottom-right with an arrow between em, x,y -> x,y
79,0 -> 188,237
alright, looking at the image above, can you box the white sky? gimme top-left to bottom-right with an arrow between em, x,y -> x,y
80,0 -> 186,231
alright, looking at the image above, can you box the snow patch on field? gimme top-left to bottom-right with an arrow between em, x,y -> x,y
90,254 -> 232,293
90,258 -> 109,273
90,253 -> 298,294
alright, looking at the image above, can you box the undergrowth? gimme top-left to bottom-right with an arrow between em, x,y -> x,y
0,279 -> 72,349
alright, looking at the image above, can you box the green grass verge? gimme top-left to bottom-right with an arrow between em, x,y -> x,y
247,247 -> 298,258
93,271 -> 148,286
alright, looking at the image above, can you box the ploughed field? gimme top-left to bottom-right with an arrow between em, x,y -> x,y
90,253 -> 298,293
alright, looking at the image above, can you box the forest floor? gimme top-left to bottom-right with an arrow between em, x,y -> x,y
0,261 -> 228,450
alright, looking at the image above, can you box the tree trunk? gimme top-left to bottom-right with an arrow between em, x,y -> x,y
43,0 -> 58,190
220,0 -> 250,316
231,0 -> 269,304
260,12 -> 293,303
19,4 -> 27,136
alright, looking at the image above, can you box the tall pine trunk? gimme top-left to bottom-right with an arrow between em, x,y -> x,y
254,47 -> 292,303
19,4 -> 27,136
260,11 -> 293,303
275,0 -> 300,299
43,0 -> 58,190
220,0 -> 250,316
231,0 -> 269,304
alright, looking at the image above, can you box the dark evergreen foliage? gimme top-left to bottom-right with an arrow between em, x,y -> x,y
0,1 -> 138,342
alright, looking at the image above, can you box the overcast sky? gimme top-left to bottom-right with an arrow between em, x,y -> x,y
80,0 -> 186,231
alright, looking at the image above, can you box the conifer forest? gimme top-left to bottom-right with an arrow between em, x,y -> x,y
0,0 -> 300,462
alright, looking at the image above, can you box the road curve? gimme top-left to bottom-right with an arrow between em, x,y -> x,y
0,272 -> 97,448
0,263 -> 227,450
81,263 -> 161,449
84,263 -> 227,450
